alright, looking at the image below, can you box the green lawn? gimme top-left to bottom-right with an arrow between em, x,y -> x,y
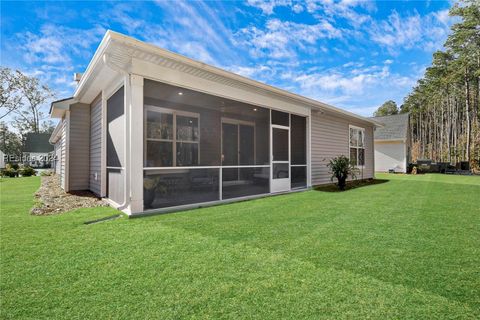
1,174 -> 479,319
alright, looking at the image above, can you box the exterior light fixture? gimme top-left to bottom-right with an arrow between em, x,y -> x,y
178,92 -> 183,96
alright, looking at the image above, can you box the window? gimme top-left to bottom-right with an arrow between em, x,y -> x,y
349,126 -> 365,166
145,106 -> 199,167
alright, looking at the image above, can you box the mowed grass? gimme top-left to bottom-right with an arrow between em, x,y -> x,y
0,174 -> 479,319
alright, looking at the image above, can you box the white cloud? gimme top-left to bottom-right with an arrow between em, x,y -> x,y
176,42 -> 218,65
236,18 -> 341,59
227,65 -> 274,81
246,0 -> 292,15
154,0 -> 235,62
434,9 -> 452,25
370,11 -> 423,48
277,60 -> 419,116
369,9 -> 453,52
20,24 -> 105,65
306,0 -> 375,27
292,4 -> 304,13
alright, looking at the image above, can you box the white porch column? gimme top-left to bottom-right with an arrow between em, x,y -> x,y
127,74 -> 144,213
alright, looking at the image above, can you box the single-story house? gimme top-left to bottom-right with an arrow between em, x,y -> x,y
371,113 -> 410,173
23,133 -> 54,168
49,30 -> 380,216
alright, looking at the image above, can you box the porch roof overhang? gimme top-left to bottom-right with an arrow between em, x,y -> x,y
50,97 -> 74,119
49,119 -> 63,144
50,30 -> 382,127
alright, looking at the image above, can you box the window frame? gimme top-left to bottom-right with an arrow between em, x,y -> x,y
144,105 -> 200,167
349,125 -> 365,167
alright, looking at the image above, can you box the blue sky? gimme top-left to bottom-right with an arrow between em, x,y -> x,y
1,0 -> 455,118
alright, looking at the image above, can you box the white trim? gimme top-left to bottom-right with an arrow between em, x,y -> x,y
219,168 -> 222,201
128,74 -> 144,213
106,197 -> 122,209
271,117 -> 291,193
221,117 -> 255,126
271,124 -> 290,130
100,90 -> 107,197
65,111 -> 70,192
374,139 -> 406,143
349,125 -> 366,168
307,108 -> 312,187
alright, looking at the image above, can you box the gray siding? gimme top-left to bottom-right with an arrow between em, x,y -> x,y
60,117 -> 67,190
68,103 -> 91,190
311,111 -> 374,185
89,96 -> 102,196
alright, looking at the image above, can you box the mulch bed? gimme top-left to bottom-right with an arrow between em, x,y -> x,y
31,175 -> 109,215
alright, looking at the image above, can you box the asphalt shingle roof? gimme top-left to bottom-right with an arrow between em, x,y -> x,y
371,113 -> 409,141
23,133 -> 54,153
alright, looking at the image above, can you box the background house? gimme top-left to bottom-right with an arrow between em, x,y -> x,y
372,113 -> 410,173
23,133 -> 54,168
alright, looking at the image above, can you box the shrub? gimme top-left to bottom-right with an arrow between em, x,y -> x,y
1,167 -> 18,178
19,166 -> 36,177
327,155 -> 357,191
40,170 -> 53,176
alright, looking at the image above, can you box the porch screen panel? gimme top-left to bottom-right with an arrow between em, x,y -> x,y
143,79 -> 271,210
291,115 -> 307,188
222,167 -> 269,199
144,169 -> 219,210
107,86 -> 124,167
106,86 -> 125,203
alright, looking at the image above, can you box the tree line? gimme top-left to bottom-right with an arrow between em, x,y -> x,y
375,0 -> 480,166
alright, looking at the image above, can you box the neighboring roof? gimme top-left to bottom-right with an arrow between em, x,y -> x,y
50,30 -> 381,127
371,113 -> 409,141
23,133 -> 54,153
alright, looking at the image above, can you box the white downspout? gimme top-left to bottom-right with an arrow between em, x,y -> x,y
103,54 -> 130,211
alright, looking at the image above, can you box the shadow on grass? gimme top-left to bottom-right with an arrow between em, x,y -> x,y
314,179 -> 389,193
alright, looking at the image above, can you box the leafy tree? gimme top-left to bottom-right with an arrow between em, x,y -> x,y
0,67 -> 21,120
40,120 -> 56,134
12,70 -> 54,135
0,122 -> 22,159
373,100 -> 399,117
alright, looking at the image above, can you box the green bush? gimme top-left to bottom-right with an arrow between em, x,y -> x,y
19,166 -> 36,177
1,167 -> 18,178
327,155 -> 358,191
39,170 -> 53,176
